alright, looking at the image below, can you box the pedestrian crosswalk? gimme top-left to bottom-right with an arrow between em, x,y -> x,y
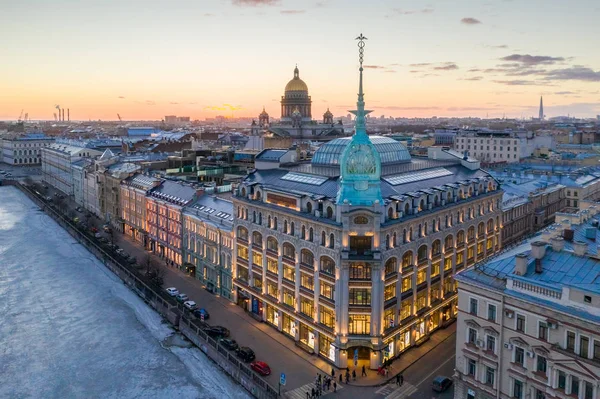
375,382 -> 417,399
284,381 -> 344,399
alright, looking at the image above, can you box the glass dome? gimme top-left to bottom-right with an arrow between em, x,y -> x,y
312,136 -> 411,166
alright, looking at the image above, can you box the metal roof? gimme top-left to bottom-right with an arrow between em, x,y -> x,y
311,136 -> 411,166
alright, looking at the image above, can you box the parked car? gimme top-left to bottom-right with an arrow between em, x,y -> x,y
98,237 -> 108,243
219,338 -> 238,351
205,326 -> 230,338
75,207 -> 83,212
176,293 -> 189,303
94,232 -> 102,239
250,361 -> 271,376
432,376 -> 453,392
127,256 -> 137,264
183,300 -> 197,310
103,225 -> 112,233
193,308 -> 210,320
236,346 -> 255,362
166,287 -> 179,296
45,196 -> 52,202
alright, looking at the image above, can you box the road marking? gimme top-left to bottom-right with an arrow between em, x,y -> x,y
284,381 -> 344,399
385,383 -> 417,399
375,384 -> 395,395
415,353 -> 456,389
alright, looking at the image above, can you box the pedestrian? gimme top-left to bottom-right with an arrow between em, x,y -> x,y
384,367 -> 389,377
331,368 -> 335,378
311,387 -> 315,398
345,372 -> 349,384
339,373 -> 342,383
346,366 -> 350,374
352,369 -> 356,381
399,374 -> 404,386
333,381 -> 337,393
361,364 -> 367,377
396,374 -> 400,386
306,392 -> 310,399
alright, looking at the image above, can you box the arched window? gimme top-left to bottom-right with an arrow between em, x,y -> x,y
447,192 -> 452,202
417,245 -> 428,263
306,202 -> 313,214
392,232 -> 397,247
253,211 -> 256,223
300,249 -> 314,267
290,222 -> 295,236
445,234 -> 454,251
457,230 -> 465,244
237,226 -> 248,241
432,240 -> 441,256
418,224 -> 422,238
256,190 -> 262,201
423,222 -> 428,236
409,227 -> 413,241
419,199 -> 425,211
402,251 -> 413,268
320,256 -> 335,275
478,222 -> 485,237
329,233 -> 335,249
282,243 -> 296,260
252,231 -> 262,247
321,232 -> 326,246
301,225 -> 306,240
404,202 -> 410,215
385,234 -> 390,249
385,258 -> 397,275
273,217 -> 278,230
268,215 -> 271,228
388,207 -> 394,220
403,229 -> 408,244
309,227 -> 314,242
241,187 -> 246,197
487,219 -> 494,233
283,220 -> 288,233
327,206 -> 334,219
267,236 -> 278,252
468,187 -> 473,197
258,213 -> 262,225
468,226 -> 475,242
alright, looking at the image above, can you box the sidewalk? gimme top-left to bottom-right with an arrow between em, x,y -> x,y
346,322 -> 456,387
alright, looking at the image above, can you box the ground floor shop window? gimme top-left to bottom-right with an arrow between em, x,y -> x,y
320,306 -> 334,329
430,311 -> 440,330
398,330 -> 411,351
319,334 -> 334,360
282,313 -> 296,337
299,323 -> 315,349
415,320 -> 425,341
348,314 -> 370,335
266,304 -> 278,326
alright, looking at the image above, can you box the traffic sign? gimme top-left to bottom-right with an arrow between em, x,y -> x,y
353,349 -> 358,366
200,313 -> 205,322
280,373 -> 286,386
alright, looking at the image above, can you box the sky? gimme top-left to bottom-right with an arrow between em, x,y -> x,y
2,0 -> 600,121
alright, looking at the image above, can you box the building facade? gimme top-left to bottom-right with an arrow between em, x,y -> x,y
182,195 -> 234,300
1,134 -> 54,165
454,210 -> 600,399
121,174 -> 161,246
232,41 -> 504,369
42,143 -> 101,195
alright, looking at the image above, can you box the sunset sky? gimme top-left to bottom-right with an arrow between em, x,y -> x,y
2,0 -> 600,121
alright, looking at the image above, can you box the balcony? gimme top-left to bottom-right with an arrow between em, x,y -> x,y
343,249 -> 380,261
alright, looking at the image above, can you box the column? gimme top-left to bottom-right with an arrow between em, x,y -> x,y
313,259 -> 320,325
247,235 -> 254,287
336,266 -> 349,335
294,254 -> 301,313
371,264 -> 383,336
277,244 -> 284,303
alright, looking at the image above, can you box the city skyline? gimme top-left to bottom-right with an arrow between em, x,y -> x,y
2,0 -> 600,121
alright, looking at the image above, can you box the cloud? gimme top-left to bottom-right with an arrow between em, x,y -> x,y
500,54 -> 565,65
364,65 -> 385,69
461,17 -> 481,25
118,96 -> 125,99
188,102 -> 198,105
544,66 -> 600,82
170,102 -> 179,105
462,76 -> 483,81
467,68 -> 481,72
377,106 -> 441,111
409,70 -> 420,73
232,0 -> 279,6
554,91 -> 577,95
280,9 -> 305,14
492,80 -> 543,86
384,70 -> 397,73
145,100 -> 156,105
391,8 -> 434,15
433,63 -> 459,71
203,13 -> 214,17
486,44 -> 508,49
409,63 -> 431,67
204,104 -> 244,111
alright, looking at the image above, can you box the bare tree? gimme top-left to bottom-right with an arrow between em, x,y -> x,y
23,176 -> 34,187
143,254 -> 164,288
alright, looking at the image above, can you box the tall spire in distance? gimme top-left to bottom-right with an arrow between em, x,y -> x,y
539,96 -> 544,120
350,34 -> 373,138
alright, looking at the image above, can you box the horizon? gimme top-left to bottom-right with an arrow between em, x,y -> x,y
2,0 -> 600,121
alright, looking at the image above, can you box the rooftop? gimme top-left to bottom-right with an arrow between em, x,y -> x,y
311,136 -> 411,167
184,195 -> 234,230
149,180 -> 198,206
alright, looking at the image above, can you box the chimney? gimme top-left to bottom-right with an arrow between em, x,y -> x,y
530,241 -> 546,260
62,109 -> 65,122
573,241 -> 587,257
563,229 -> 574,242
515,253 -> 528,276
195,188 -> 204,198
551,236 -> 565,252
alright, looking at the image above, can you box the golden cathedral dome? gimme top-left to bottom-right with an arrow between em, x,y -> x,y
284,66 -> 309,92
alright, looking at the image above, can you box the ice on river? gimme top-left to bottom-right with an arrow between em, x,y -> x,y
0,186 -> 249,399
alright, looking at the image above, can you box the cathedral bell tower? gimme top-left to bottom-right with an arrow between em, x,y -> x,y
336,35 -> 383,206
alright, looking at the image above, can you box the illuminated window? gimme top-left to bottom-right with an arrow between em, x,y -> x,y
384,283 -> 396,301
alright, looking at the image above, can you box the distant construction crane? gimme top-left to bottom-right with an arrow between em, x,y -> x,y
18,109 -> 23,122
23,113 -> 28,122
117,113 -> 122,122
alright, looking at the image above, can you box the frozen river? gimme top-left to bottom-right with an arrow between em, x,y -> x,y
0,186 -> 249,399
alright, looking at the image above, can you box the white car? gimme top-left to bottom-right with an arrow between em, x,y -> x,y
184,300 -> 197,310
166,287 -> 179,296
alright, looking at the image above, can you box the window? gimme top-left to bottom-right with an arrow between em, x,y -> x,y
567,331 -> 576,352
384,283 -> 396,301
300,297 -> 314,318
401,276 -> 412,292
469,298 -> 478,316
515,347 -> 525,366
416,268 -> 427,285
485,367 -> 495,386
385,258 -> 397,275
488,304 -> 496,322
402,251 -> 413,268
538,322 -> 548,341
349,288 -> 371,306
516,314 -> 525,332
572,376 -> 580,397
300,249 -> 314,267
348,314 -> 370,335
536,355 -> 547,373
535,389 -> 546,399
282,243 -> 295,260
416,291 -> 426,310
585,381 -> 594,399
510,380 -> 524,399
349,264 -> 371,279
320,306 -> 334,328
320,256 -> 335,275
252,252 -> 263,267
400,300 -> 411,320
267,258 -> 278,274
283,265 -> 295,281
320,282 -> 334,300
467,359 -> 476,376
431,261 -> 440,277
594,339 -> 600,361
486,335 -> 496,353
300,273 -> 314,291
580,336 -> 589,358
584,295 -> 592,303
468,328 -> 477,345
558,370 -> 566,390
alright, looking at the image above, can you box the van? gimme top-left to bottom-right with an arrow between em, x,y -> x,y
432,376 -> 452,392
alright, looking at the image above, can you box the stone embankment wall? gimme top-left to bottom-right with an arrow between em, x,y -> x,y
12,182 -> 279,399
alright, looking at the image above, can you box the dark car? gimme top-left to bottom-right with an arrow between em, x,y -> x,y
236,346 -> 255,362
432,376 -> 453,392
219,338 -> 239,351
193,308 -> 210,320
205,326 -> 230,338
250,361 -> 271,376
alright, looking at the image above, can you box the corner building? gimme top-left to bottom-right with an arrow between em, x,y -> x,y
232,39 -> 504,370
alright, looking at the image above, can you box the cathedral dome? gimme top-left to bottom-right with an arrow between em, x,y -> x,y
285,66 -> 308,92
